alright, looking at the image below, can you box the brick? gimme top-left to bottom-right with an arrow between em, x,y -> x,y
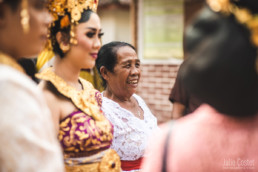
137,63 -> 179,124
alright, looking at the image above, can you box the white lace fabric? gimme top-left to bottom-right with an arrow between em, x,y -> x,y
101,93 -> 158,162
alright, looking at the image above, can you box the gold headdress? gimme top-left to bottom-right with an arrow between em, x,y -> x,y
207,0 -> 258,47
47,0 -> 99,46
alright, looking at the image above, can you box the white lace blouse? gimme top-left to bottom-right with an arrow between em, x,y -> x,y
101,93 -> 158,162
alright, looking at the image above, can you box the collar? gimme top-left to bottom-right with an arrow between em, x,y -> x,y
36,67 -> 104,121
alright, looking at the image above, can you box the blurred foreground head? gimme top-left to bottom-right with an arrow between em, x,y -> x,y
180,0 -> 258,117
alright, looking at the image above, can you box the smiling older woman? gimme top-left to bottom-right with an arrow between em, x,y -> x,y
96,41 -> 159,172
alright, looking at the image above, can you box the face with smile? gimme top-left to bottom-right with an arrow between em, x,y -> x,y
67,12 -> 102,70
106,46 -> 141,99
0,0 -> 52,59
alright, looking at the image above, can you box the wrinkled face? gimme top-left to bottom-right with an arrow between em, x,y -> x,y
0,0 -> 52,59
68,12 -> 102,70
106,46 -> 141,97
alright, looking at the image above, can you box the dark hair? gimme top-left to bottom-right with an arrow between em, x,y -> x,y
96,41 -> 136,88
50,9 -> 94,58
1,0 -> 21,11
230,0 -> 258,15
18,58 -> 39,83
180,4 -> 258,117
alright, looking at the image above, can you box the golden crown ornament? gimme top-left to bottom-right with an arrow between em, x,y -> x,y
48,0 -> 98,21
47,0 -> 99,45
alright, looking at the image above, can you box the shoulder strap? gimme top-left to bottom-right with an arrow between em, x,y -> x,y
162,120 -> 175,172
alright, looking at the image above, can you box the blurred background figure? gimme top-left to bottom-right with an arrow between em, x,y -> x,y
79,67 -> 104,91
36,0 -> 121,171
0,0 -> 64,171
141,0 -> 258,171
96,41 -> 158,172
169,61 -> 202,119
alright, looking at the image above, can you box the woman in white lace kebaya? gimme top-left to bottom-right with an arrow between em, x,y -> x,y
96,41 -> 158,172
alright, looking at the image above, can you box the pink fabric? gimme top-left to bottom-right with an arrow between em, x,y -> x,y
141,104 -> 258,172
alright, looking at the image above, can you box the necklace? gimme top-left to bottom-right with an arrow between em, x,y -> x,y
135,106 -> 142,118
136,110 -> 140,117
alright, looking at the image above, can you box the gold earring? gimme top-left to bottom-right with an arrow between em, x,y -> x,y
70,24 -> 78,45
20,0 -> 30,34
46,28 -> 52,51
60,42 -> 70,53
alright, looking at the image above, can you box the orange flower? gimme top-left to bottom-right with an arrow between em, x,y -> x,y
60,15 -> 70,28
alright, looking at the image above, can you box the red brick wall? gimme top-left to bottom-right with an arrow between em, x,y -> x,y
136,63 -> 180,124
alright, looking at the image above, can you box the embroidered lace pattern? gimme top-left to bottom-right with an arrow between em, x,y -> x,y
101,93 -> 158,161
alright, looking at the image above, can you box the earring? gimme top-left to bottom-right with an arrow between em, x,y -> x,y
20,0 -> 30,34
46,28 -> 52,51
70,24 -> 78,45
60,42 -> 70,53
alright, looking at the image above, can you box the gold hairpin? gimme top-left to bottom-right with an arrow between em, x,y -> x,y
47,0 -> 99,51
